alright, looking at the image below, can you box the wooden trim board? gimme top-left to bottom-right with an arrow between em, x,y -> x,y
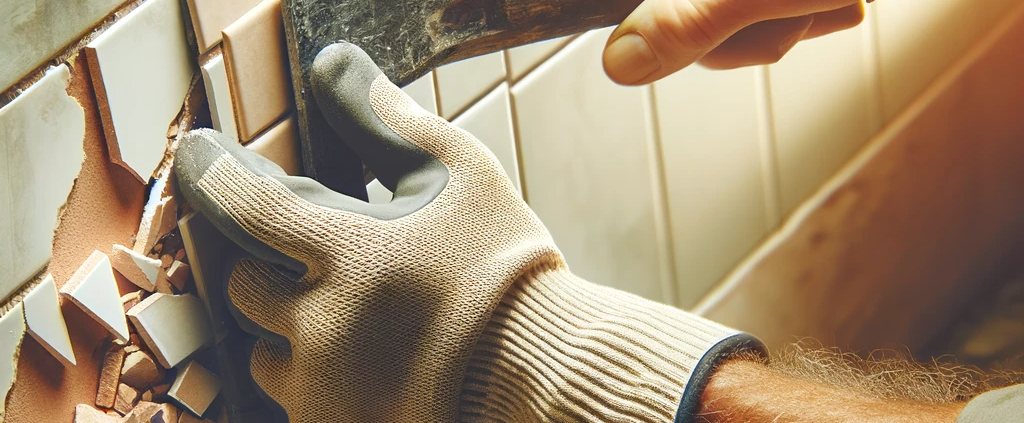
694,2 -> 1024,353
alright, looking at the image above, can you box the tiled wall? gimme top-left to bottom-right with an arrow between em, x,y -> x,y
399,0 -> 1022,308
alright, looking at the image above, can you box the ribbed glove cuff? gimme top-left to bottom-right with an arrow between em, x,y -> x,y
460,267 -> 765,422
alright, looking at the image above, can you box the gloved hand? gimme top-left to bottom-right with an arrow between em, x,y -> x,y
175,42 -> 765,423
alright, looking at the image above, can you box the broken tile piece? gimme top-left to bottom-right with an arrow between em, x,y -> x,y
96,342 -> 125,408
85,0 -> 193,182
201,55 -> 239,140
121,350 -> 165,390
127,294 -> 213,368
74,404 -> 120,423
134,195 -> 178,255
23,275 -> 76,366
0,303 -> 26,420
161,261 -> 192,292
61,251 -> 131,342
114,383 -> 140,415
122,290 -> 144,313
0,64 -> 86,300
244,115 -> 301,175
222,0 -> 293,142
168,361 -> 221,417
123,401 -> 179,423
111,245 -> 162,292
185,0 -> 264,53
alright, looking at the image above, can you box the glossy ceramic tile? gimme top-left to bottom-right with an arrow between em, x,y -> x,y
222,0 -> 292,142
110,244 -> 161,292
875,0 -> 1020,121
23,275 -> 76,367
244,115 -> 302,175
401,72 -> 438,115
506,37 -> 573,81
0,0 -> 124,92
511,29 -> 669,302
201,55 -> 238,140
60,251 -> 130,342
768,25 -> 880,214
0,304 -> 25,420
127,293 -> 213,368
435,52 -> 505,120
653,66 -> 774,307
85,0 -> 192,183
0,64 -> 85,300
168,360 -> 221,417
185,0 -> 263,53
452,83 -> 521,194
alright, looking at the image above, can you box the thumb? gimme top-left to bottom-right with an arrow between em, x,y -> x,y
603,0 -> 753,85
603,0 -> 861,85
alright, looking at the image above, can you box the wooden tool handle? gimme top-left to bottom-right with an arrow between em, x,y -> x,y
429,0 -> 642,64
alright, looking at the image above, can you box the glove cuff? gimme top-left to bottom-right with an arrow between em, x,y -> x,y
460,267 -> 766,422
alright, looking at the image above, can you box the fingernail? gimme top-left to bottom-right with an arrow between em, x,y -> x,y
604,33 -> 660,85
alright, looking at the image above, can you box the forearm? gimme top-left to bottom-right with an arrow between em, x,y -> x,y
697,360 -> 967,423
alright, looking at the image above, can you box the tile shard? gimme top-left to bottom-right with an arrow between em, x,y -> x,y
23,275 -> 77,367
61,251 -> 131,342
122,400 -> 179,423
0,63 -> 86,300
121,350 -> 166,390
0,303 -> 26,421
74,403 -> 120,423
111,244 -> 162,292
114,383 -> 140,415
95,342 -> 125,408
84,0 -> 192,183
127,294 -> 214,368
168,361 -> 222,417
160,261 -> 192,292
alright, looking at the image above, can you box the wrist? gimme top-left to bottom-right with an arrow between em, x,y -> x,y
698,360 -> 967,423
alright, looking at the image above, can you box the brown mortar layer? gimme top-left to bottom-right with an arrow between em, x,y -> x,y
49,53 -> 146,290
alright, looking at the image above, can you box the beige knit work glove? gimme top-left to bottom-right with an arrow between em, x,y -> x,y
175,42 -> 765,423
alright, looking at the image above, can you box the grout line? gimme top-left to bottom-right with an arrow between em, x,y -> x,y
642,84 -> 680,308
864,2 -> 886,129
754,65 -> 783,228
506,84 -> 530,203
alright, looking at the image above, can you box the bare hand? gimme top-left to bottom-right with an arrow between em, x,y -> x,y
603,0 -> 868,84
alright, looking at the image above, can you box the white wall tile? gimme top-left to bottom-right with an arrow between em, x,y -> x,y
24,275 -> 76,367
201,55 -> 238,139
85,0 -> 192,182
511,29 -> 669,302
0,303 -> 25,419
401,72 -> 438,115
506,37 -> 573,81
875,0 -> 1020,121
0,64 -> 85,300
0,0 -> 125,92
435,53 -> 505,120
653,66 -> 773,307
453,83 -> 521,194
769,25 -> 881,214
